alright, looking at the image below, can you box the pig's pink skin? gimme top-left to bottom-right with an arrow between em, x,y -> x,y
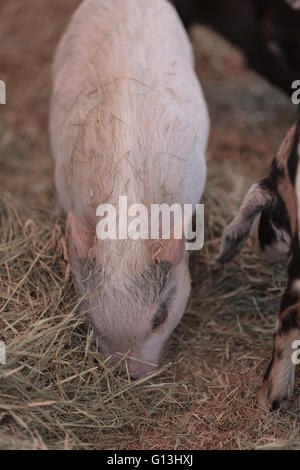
50,0 -> 209,377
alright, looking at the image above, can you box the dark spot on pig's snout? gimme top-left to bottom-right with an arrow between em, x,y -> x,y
151,285 -> 177,331
152,302 -> 168,330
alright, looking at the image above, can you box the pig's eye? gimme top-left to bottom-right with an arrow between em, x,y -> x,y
152,302 -> 168,330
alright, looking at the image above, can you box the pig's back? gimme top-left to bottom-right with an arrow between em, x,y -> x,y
50,0 -> 209,224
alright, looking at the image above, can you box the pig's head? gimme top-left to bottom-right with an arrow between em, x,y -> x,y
67,213 -> 191,378
217,123 -> 300,265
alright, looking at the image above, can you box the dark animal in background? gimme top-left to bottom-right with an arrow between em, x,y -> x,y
218,121 -> 300,410
173,0 -> 300,95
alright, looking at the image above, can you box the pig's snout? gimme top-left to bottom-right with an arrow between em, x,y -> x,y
126,358 -> 157,380
106,353 -> 157,379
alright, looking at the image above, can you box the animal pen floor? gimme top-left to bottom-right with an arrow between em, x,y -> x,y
0,0 -> 299,450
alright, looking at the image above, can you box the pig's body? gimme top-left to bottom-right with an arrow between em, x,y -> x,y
50,0 -> 209,377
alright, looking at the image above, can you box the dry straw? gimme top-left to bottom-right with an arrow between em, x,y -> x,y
0,194 -> 184,449
0,164 -> 299,449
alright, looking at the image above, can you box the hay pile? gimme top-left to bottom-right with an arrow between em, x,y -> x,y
0,163 -> 299,449
0,195 -> 181,450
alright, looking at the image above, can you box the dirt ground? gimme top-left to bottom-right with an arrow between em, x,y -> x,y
0,0 -> 299,450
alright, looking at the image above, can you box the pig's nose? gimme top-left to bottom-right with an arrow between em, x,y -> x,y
126,358 -> 157,379
129,375 -> 138,382
105,353 -> 121,368
104,353 -> 157,379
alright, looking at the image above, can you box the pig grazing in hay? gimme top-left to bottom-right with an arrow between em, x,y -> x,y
218,122 -> 300,410
50,0 -> 209,378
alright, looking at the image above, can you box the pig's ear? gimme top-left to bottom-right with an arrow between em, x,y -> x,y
217,183 -> 273,264
154,238 -> 185,266
67,213 -> 94,258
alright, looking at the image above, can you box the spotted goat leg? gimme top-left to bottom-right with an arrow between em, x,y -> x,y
257,251 -> 300,410
217,121 -> 300,410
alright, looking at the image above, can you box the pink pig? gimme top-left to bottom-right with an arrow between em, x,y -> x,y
50,0 -> 209,378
